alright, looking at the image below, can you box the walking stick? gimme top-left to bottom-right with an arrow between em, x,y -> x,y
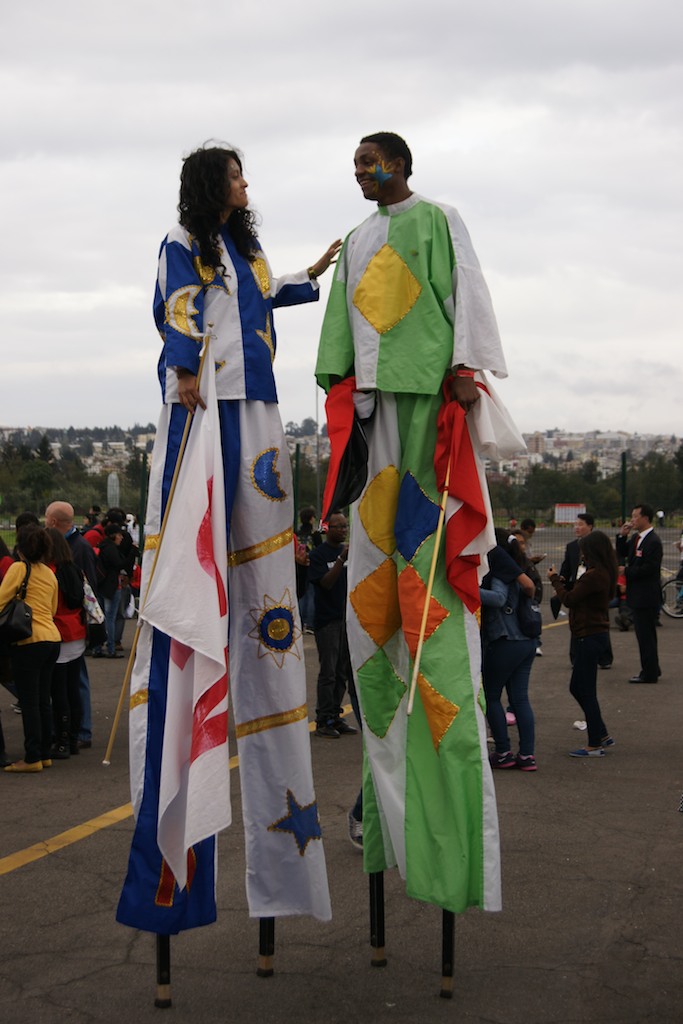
440,910 -> 455,998
154,934 -> 172,1008
369,871 -> 387,967
102,331 -> 213,766
257,917 -> 275,977
406,455 -> 452,716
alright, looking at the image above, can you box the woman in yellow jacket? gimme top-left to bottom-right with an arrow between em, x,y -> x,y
0,525 -> 61,773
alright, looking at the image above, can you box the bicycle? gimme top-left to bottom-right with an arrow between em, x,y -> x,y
661,567 -> 683,619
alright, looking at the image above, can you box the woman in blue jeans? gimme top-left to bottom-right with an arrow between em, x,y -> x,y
548,530 -> 617,758
480,531 -> 538,771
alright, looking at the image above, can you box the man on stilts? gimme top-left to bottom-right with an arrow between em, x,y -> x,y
316,132 -> 510,915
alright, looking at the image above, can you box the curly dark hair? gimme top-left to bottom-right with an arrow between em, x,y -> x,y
178,144 -> 259,268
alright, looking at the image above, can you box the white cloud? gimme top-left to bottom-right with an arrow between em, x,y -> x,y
0,0 -> 681,435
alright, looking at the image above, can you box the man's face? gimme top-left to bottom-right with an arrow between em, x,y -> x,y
327,515 -> 348,544
631,507 -> 649,532
574,518 -> 592,539
354,143 -> 397,202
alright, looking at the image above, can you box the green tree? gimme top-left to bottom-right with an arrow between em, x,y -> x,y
19,461 -> 54,504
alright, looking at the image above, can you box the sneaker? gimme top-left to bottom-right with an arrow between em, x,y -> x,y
11,702 -> 22,715
516,753 -> 537,772
333,718 -> 358,735
314,723 -> 340,739
601,736 -> 615,748
572,720 -> 587,731
490,750 -> 516,769
347,811 -> 363,849
569,747 -> 605,758
505,711 -> 517,726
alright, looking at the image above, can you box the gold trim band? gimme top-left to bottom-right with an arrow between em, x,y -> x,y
228,527 -> 293,567
144,534 -> 160,551
235,703 -> 308,740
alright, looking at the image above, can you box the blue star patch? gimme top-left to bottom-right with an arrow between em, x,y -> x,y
268,789 -> 322,856
394,472 -> 440,563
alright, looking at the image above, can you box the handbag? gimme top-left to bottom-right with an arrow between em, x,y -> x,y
82,577 -> 105,624
0,563 -> 33,643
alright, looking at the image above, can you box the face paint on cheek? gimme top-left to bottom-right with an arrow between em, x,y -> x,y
369,162 -> 393,187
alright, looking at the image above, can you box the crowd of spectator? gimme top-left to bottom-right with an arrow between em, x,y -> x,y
0,502 -> 139,772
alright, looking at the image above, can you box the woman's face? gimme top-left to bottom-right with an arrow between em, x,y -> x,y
222,158 -> 249,220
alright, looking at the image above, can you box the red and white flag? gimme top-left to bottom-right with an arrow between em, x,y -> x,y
140,346 -> 230,889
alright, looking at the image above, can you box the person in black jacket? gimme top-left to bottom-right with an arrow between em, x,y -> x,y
552,513 -> 613,669
95,525 -> 127,658
617,503 -> 663,683
45,500 -> 100,746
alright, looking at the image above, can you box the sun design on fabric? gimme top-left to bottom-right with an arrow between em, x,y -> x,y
248,589 -> 302,667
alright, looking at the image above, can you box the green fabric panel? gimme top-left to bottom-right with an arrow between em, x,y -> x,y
375,202 -> 456,395
361,745 -> 390,873
395,392 -> 485,911
315,263 -> 355,393
357,649 -> 407,739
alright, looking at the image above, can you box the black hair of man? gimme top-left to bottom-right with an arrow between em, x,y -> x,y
520,518 -> 536,532
15,511 -> 39,531
634,503 -> 654,523
577,512 -> 594,528
360,132 -> 413,179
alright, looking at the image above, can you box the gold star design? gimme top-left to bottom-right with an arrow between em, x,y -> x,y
256,313 -> 275,363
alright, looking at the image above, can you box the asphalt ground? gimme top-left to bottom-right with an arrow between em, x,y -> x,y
1,608 -> 682,1024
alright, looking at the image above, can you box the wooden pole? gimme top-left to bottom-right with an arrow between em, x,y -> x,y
369,871 -> 387,967
406,456 -> 452,715
102,334 -> 213,766
154,934 -> 172,1008
257,917 -> 275,977
440,910 -> 455,999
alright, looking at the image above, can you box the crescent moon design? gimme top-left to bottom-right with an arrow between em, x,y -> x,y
251,448 -> 287,502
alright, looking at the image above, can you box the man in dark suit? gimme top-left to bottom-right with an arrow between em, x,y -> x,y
617,503 -> 662,683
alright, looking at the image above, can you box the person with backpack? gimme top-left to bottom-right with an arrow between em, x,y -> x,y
45,528 -> 86,758
480,530 -> 539,772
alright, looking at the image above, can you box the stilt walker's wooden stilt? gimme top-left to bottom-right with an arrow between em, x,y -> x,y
154,934 -> 172,1008
257,917 -> 275,977
440,910 -> 455,999
369,871 -> 387,967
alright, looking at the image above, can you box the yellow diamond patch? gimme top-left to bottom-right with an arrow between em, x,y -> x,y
353,244 -> 422,334
359,466 -> 399,556
416,673 -> 460,752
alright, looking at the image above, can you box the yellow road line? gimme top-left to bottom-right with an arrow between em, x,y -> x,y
0,705 -> 351,877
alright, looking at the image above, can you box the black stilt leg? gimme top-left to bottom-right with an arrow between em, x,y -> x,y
369,871 -> 387,967
257,917 -> 275,977
154,934 -> 172,1008
440,910 -> 455,999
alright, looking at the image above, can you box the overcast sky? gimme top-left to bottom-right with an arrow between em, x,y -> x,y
1,0 -> 681,437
